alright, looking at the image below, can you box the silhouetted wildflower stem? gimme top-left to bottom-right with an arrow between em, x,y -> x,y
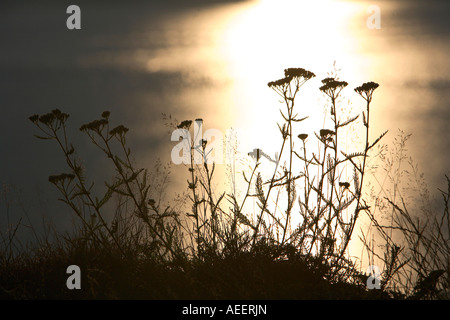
177,119 -> 215,258
339,82 -> 380,259
29,110 -> 126,256
84,119 -> 155,256
97,131 -> 166,253
238,161 -> 260,216
177,119 -> 230,259
253,69 -> 315,246
299,135 -> 311,213
252,81 -> 289,245
31,110 -> 188,261
319,78 -> 348,257
178,120 -> 203,255
357,129 -> 449,296
200,144 -> 225,253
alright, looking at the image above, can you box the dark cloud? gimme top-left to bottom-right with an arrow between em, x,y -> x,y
402,79 -> 450,91
385,0 -> 450,36
0,0 -> 238,236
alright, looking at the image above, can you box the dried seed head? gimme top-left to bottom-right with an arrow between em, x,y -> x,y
320,129 -> 335,138
48,173 -> 75,185
355,81 -> 379,94
38,112 -> 56,125
354,81 -> 380,101
101,111 -> 110,119
80,119 -> 108,132
319,78 -> 348,95
109,125 -> 129,136
339,182 -> 350,189
29,114 -> 39,123
284,68 -> 315,80
201,139 -> 207,150
177,120 -> 192,130
268,76 -> 292,89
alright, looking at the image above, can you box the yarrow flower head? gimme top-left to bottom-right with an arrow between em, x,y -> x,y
321,77 -> 335,85
355,81 -> 379,93
268,76 -> 292,89
284,68 -> 315,80
33,109 -> 70,126
320,129 -> 335,140
29,114 -> 39,123
48,173 -> 75,185
148,199 -> 156,207
38,112 -> 56,125
79,119 -> 108,132
354,81 -> 379,102
200,139 -> 208,150
101,111 -> 110,119
268,67 -> 315,98
339,181 -> 350,189
109,125 -> 129,136
298,133 -> 308,140
177,120 -> 192,130
319,77 -> 348,97
51,109 -> 67,120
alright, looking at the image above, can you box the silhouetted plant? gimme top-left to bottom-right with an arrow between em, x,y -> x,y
28,109 -> 185,263
174,66 -> 390,287
3,65 -> 446,299
362,131 -> 449,299
230,68 -> 387,271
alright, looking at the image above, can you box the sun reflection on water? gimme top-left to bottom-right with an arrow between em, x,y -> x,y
120,0 -> 449,267
218,0 -> 365,158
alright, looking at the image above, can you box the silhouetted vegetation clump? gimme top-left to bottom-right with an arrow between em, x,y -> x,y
1,66 -> 448,300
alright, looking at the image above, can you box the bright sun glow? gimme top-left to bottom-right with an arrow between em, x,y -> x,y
220,0 -> 360,162
214,0 -> 367,248
134,0 -> 373,256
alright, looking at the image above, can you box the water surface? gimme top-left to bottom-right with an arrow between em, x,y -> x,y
0,0 -> 449,240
